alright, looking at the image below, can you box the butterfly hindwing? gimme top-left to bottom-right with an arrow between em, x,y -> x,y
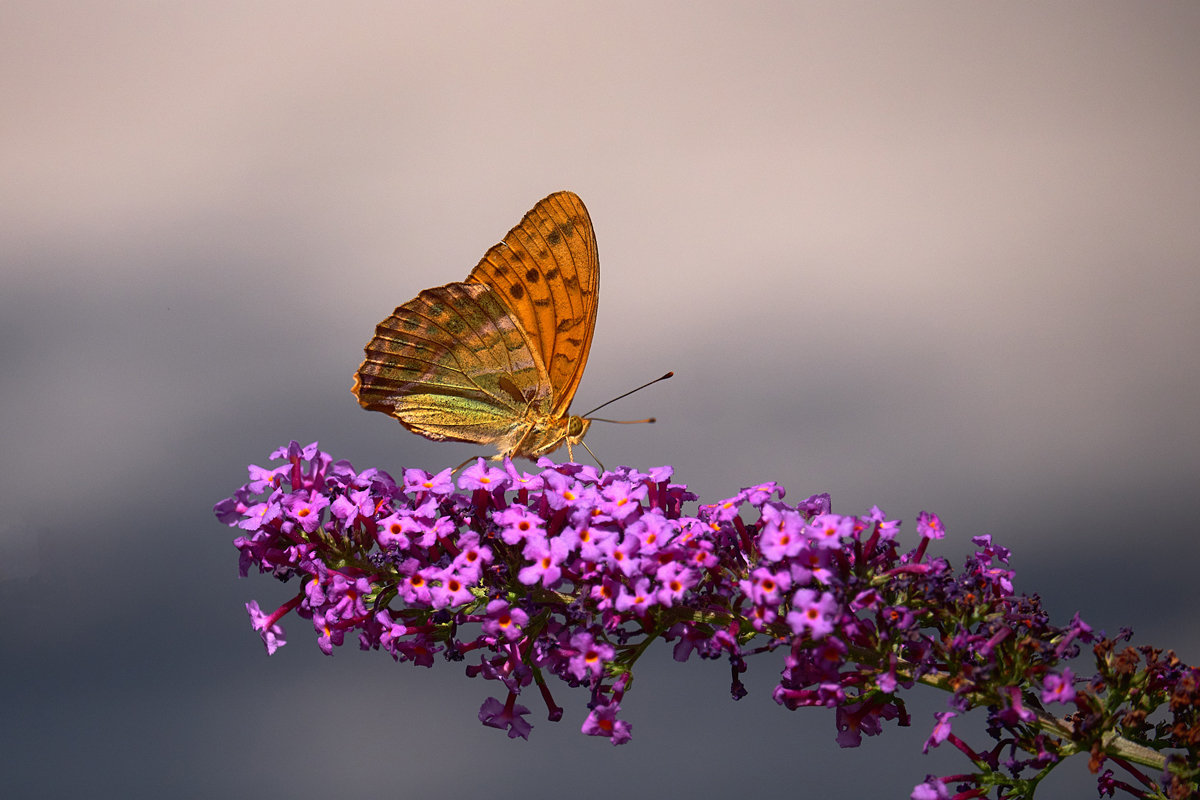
466,191 -> 599,418
353,281 -> 550,449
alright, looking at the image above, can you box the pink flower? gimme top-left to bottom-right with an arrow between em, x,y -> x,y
786,589 -> 838,639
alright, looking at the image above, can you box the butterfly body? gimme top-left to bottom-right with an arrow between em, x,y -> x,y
353,191 -> 598,461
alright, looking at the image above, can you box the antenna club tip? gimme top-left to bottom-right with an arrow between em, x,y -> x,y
579,371 -> 674,418
647,417 -> 656,423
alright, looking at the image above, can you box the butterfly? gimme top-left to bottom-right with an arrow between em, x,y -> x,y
353,191 -> 600,462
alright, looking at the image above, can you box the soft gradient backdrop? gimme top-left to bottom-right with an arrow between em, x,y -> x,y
2,3 -> 1197,798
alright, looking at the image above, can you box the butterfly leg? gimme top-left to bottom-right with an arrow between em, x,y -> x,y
452,455 -> 487,476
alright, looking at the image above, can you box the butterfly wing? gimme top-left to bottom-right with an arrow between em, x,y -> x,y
466,191 -> 599,418
352,281 -> 551,451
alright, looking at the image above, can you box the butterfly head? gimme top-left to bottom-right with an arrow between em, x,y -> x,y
566,415 -> 592,445
555,414 -> 595,467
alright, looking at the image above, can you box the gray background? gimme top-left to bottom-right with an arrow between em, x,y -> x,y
2,3 -> 1197,798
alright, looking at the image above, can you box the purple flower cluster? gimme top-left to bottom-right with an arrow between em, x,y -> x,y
215,442 -> 1199,797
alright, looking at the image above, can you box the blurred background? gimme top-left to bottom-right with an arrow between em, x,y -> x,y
2,3 -> 1198,797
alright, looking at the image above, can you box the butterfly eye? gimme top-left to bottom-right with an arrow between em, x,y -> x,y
568,416 -> 585,437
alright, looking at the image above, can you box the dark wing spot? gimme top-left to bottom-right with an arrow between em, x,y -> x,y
444,317 -> 465,336
533,298 -> 551,308
547,231 -> 561,246
544,267 -> 559,280
495,264 -> 509,276
556,317 -> 582,332
525,268 -> 541,283
557,221 -> 575,238
498,377 -> 527,406
537,249 -> 550,258
565,275 -> 581,290
509,283 -> 525,300
565,337 -> 582,347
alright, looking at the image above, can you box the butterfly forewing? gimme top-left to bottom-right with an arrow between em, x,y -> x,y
467,191 -> 599,418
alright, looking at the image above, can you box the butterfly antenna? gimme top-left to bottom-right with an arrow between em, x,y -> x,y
580,372 -> 673,418
580,440 -> 605,472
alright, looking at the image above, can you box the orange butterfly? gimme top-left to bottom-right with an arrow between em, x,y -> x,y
353,191 -> 600,462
